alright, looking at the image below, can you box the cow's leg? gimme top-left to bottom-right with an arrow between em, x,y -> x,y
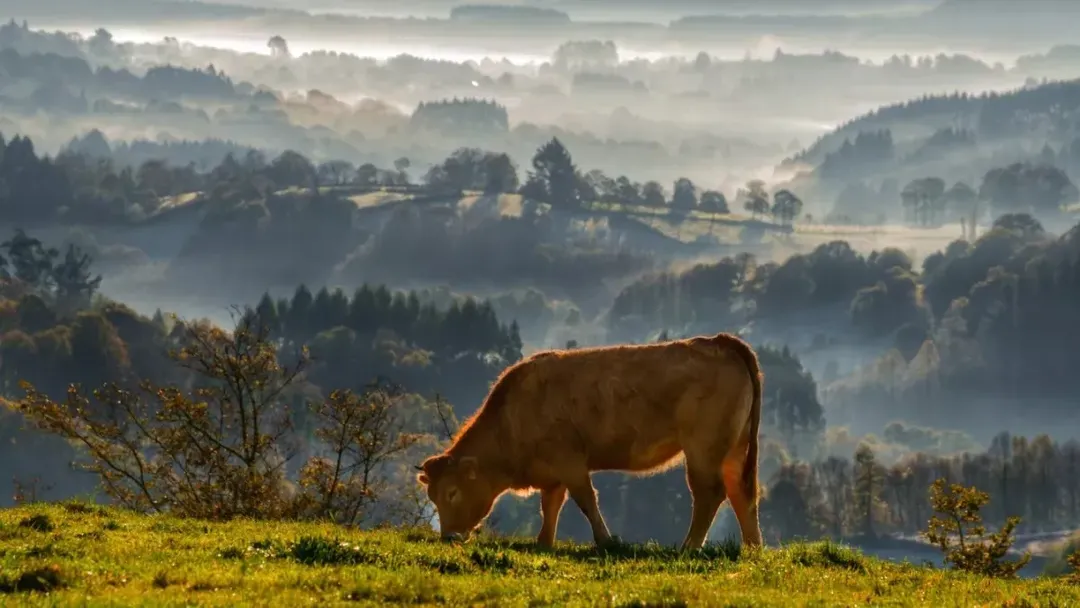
680,457 -> 727,551
565,472 -> 614,547
537,484 -> 567,548
722,446 -> 763,548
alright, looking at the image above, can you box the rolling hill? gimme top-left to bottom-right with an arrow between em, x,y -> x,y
781,78 -> 1080,174
1,503 -> 1077,606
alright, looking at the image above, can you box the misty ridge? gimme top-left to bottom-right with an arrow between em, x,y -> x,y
1,0 -> 1080,583
4,13 -> 1080,190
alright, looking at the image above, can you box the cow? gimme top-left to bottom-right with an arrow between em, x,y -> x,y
415,332 -> 763,551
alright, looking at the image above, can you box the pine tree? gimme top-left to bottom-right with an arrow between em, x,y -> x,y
853,443 -> 885,538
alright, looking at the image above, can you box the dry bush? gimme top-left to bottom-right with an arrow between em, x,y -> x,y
294,384 -> 434,526
14,311 -> 306,519
922,478 -> 1032,578
13,307 -> 458,526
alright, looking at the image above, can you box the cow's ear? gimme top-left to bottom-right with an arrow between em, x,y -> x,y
417,472 -> 430,485
460,456 -> 479,480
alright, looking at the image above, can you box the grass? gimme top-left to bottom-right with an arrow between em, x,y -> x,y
1,504 -> 1077,606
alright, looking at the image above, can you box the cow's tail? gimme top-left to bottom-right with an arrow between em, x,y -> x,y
718,333 -> 762,503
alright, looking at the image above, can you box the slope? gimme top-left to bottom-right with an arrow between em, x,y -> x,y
1,504 -> 1077,606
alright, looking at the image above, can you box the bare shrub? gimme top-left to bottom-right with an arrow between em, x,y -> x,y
14,311 -> 308,519
294,383 -> 435,526
14,309 -> 457,526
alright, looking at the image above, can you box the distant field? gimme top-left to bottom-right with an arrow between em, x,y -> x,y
346,190 -> 415,209
145,189 -> 964,260
456,192 -> 526,218
1,504 -> 1076,606
155,191 -> 203,212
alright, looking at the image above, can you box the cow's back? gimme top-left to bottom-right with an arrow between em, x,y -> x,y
494,339 -> 752,474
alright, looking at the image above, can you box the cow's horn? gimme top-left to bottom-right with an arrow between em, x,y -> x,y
414,465 -> 424,471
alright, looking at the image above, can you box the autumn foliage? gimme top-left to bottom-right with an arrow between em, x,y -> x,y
13,311 -> 440,524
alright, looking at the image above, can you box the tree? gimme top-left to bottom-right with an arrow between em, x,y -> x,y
760,462 -> 823,542
641,181 -> 666,207
583,170 -> 616,202
51,243 -> 103,311
136,159 -> 174,198
901,177 -> 946,226
771,189 -> 804,228
923,479 -> 1032,578
991,213 -> 1045,239
354,163 -> 379,187
482,152 -> 519,193
853,443 -> 885,538
816,457 -> 853,536
296,383 -> 428,526
979,162 -> 1078,216
2,229 -> 58,288
317,161 -> 355,186
946,181 -> 980,239
424,148 -> 518,194
267,35 -> 290,58
699,190 -> 729,213
552,40 -> 618,72
1068,550 -> 1080,582
268,150 -> 316,191
743,180 -> 770,220
529,138 -> 580,208
14,312 -> 310,519
393,157 -> 411,185
613,176 -> 642,205
946,181 -> 977,211
519,174 -> 547,202
671,177 -> 698,211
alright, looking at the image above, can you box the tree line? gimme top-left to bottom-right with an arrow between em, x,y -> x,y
4,130 -> 796,226
899,162 -> 1076,229
0,226 -> 831,539
762,433 -> 1080,543
0,228 -> 524,508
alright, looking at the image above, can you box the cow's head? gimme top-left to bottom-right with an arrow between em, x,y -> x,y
416,453 -> 499,541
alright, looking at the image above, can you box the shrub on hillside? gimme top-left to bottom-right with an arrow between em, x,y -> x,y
922,478 -> 1031,578
13,310 -> 441,525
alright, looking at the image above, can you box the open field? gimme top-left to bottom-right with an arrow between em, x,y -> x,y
346,190 -> 415,209
141,187 -> 990,265
1,504 -> 1077,607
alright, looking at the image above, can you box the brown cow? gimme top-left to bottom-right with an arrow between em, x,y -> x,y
416,332 -> 763,551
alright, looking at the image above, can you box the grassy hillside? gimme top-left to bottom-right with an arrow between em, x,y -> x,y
1,504 -> 1077,606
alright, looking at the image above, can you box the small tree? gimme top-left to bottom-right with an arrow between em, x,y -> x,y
267,35 -> 290,58
641,181 -> 666,207
1067,550 -> 1080,582
51,243 -> 103,311
295,383 -> 428,526
699,190 -> 729,214
530,138 -> 580,208
14,311 -> 309,520
743,180 -> 770,220
393,157 -> 411,185
771,189 -> 804,228
853,443 -> 885,538
671,177 -> 698,211
922,478 -> 1032,578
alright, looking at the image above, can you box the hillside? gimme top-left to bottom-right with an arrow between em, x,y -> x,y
1,504 -> 1077,606
782,78 -> 1080,172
